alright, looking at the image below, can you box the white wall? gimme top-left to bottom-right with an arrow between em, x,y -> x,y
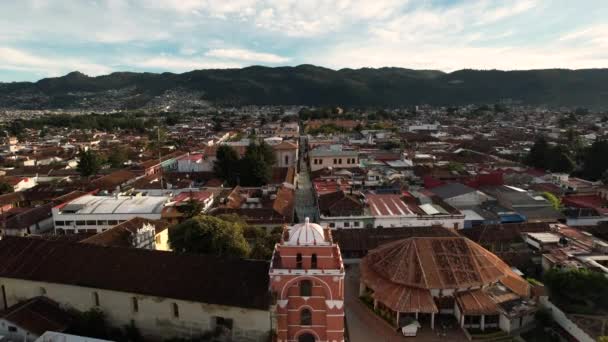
540,297 -> 595,342
0,278 -> 270,342
53,213 -> 163,233
0,318 -> 38,342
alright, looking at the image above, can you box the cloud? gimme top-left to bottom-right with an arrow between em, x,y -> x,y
205,48 -> 289,63
135,55 -> 242,72
559,24 -> 608,47
1,0 -> 608,81
0,46 -> 112,77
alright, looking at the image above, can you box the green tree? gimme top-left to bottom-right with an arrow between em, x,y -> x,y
77,149 -> 102,177
107,145 -> 129,168
542,192 -> 562,210
547,145 -> 575,173
0,182 -> 14,195
169,215 -> 250,258
177,193 -> 203,219
239,141 -> 274,186
582,140 -> 608,181
213,145 -> 240,185
525,136 -> 550,169
544,268 -> 608,314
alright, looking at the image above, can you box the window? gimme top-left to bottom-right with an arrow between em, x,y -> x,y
329,223 -> 335,228
75,220 -> 85,226
214,316 -> 234,331
8,326 -> 17,332
172,303 -> 179,318
64,221 -> 73,226
132,297 -> 139,313
344,222 -> 350,228
108,220 -> 118,225
285,155 -> 289,165
86,220 -> 96,226
311,254 -> 317,269
354,222 -> 360,227
296,253 -> 303,269
93,292 -> 100,306
300,280 -> 312,296
97,220 -> 108,225
300,309 -> 312,325
338,158 -> 342,164
55,221 -> 65,226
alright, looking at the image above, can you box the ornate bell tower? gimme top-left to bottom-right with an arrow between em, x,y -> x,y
269,218 -> 345,342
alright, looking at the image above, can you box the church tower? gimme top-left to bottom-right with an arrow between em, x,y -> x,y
269,218 -> 345,342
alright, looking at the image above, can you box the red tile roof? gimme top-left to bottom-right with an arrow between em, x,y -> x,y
0,237 -> 270,310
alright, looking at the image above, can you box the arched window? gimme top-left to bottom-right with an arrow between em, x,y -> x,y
300,280 -> 312,296
311,254 -> 317,269
296,253 -> 303,269
300,308 -> 312,325
285,155 -> 289,165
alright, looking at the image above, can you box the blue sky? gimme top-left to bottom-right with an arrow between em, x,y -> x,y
1,0 -> 607,82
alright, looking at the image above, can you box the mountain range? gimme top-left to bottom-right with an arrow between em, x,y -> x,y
1,65 -> 608,110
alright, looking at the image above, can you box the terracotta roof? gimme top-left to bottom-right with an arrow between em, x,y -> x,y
361,237 -> 529,295
0,191 -> 26,206
272,187 -> 295,220
0,297 -> 74,335
456,290 -> 499,315
90,170 -> 139,191
4,203 -> 53,231
318,191 -> 364,217
0,237 -> 271,311
272,141 -> 298,150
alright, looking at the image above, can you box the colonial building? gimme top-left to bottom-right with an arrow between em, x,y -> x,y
269,219 -> 345,342
0,237 -> 271,341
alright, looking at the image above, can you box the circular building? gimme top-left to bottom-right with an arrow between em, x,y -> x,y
360,236 -> 534,332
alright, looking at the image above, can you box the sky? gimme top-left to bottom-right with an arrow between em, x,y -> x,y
1,0 -> 607,82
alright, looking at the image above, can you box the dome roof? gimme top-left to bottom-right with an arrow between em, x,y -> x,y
362,237 -> 527,291
285,218 -> 328,246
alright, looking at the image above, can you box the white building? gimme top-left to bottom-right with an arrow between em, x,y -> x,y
309,146 -> 359,172
176,153 -> 206,173
52,194 -> 168,234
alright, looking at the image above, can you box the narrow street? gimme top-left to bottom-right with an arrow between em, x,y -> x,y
295,135 -> 317,223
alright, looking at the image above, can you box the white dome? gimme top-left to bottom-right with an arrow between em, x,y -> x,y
286,218 -> 328,246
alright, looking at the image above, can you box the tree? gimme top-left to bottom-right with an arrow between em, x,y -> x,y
213,145 -> 240,185
544,268 -> 608,314
542,192 -> 562,210
525,136 -> 550,169
547,145 -> 575,173
147,127 -> 167,151
258,140 -> 277,166
582,140 -> 608,181
107,145 -> 129,168
0,182 -> 13,195
169,215 -> 250,258
177,193 -> 203,219
77,149 -> 102,177
240,142 -> 273,186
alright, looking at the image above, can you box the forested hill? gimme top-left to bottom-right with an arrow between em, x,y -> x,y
2,65 -> 608,110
